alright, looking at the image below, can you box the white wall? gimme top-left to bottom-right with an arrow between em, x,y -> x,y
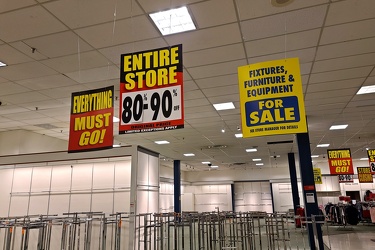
235,182 -> 272,213
0,130 -> 67,156
0,159 -> 132,217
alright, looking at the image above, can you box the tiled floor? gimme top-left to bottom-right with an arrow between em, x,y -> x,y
323,229 -> 375,250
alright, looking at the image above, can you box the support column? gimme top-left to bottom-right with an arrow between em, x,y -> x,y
287,153 -> 300,214
173,160 -> 181,215
297,133 -> 324,249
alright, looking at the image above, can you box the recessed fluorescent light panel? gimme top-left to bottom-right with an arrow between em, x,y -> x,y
184,153 -> 195,157
0,61 -> 6,67
210,165 -> 219,168
252,158 -> 262,161
149,6 -> 196,36
155,140 -> 170,144
213,102 -> 235,111
317,144 -> 330,147
330,124 -> 348,130
202,161 -> 211,164
235,133 -> 243,138
357,85 -> 375,95
256,163 -> 264,166
246,148 -> 257,152
311,155 -> 319,158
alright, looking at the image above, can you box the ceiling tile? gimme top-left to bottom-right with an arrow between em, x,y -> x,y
23,31 -> 94,58
245,29 -> 320,58
316,37 -> 375,60
10,41 -> 48,60
309,66 -> 373,84
195,74 -> 238,89
240,5 -> 327,41
187,59 -> 247,79
137,0 -> 201,13
0,0 -> 36,13
65,65 -> 119,84
184,43 -> 245,68
0,82 -> 32,96
41,50 -> 112,74
75,16 -> 160,48
39,85 -> 88,99
0,6 -> 67,42
165,23 -> 242,52
190,0 -> 236,28
305,88 -> 356,101
307,78 -> 364,93
325,0 -> 375,26
184,98 -> 211,108
16,74 -> 78,90
320,19 -> 375,45
312,53 -> 375,73
99,38 -> 168,65
248,47 -> 317,64
0,105 -> 29,115
202,85 -> 239,98
184,90 -> 205,100
0,61 -> 57,81
0,91 -> 51,105
0,44 -> 33,65
236,0 -> 328,20
43,0 -> 144,29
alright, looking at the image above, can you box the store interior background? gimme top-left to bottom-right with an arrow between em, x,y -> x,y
1,0 -> 375,217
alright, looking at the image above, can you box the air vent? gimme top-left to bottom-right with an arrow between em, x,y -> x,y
267,140 -> 293,145
35,124 -> 59,129
205,145 -> 227,149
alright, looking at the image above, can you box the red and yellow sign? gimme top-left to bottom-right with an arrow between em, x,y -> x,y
119,44 -> 184,134
327,149 -> 354,175
68,86 -> 114,153
367,149 -> 375,174
313,168 -> 322,184
357,167 -> 373,183
237,58 -> 307,138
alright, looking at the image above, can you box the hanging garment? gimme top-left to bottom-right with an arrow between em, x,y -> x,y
345,205 -> 359,225
370,207 -> 375,223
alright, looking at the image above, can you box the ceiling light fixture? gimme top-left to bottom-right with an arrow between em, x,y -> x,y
184,153 -> 195,157
311,155 -> 319,158
113,116 -> 120,122
221,128 -> 226,133
256,163 -> 264,166
235,133 -> 243,138
246,148 -> 257,152
210,165 -> 219,168
357,85 -> 375,95
149,6 -> 196,36
155,140 -> 170,144
252,158 -> 262,161
317,144 -> 330,147
329,124 -> 348,130
213,102 -> 235,111
202,161 -> 211,164
360,158 -> 368,161
0,61 -> 7,67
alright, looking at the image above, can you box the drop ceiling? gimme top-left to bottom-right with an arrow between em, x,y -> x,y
0,0 -> 375,172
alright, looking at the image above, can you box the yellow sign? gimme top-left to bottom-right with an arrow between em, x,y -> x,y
313,168 -> 322,184
357,167 -> 373,183
238,58 -> 307,138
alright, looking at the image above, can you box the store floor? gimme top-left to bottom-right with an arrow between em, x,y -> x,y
322,224 -> 375,250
